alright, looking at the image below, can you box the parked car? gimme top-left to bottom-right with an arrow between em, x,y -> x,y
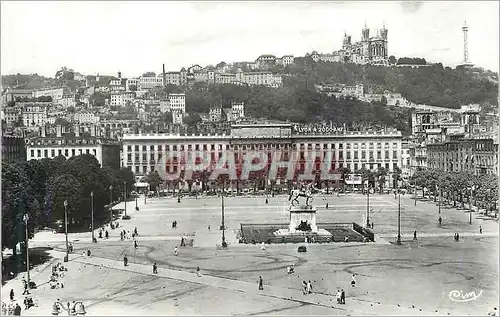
297,246 -> 307,253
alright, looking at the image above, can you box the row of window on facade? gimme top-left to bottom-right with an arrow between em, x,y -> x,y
125,142 -> 400,152
30,148 -> 97,158
127,162 -> 401,175
126,150 -> 399,164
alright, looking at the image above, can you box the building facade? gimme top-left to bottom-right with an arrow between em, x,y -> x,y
427,138 -> 499,175
74,112 -> 101,124
26,126 -> 120,169
2,134 -> 27,163
168,93 -> 186,113
32,87 -> 68,103
22,103 -> 48,127
110,91 -> 136,107
121,125 -> 403,187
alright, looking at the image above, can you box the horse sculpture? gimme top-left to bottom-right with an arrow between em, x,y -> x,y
288,184 -> 319,206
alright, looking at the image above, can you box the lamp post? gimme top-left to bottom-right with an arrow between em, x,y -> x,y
144,185 -> 148,204
64,200 -> 69,262
365,180 -> 370,228
437,185 -> 441,214
469,185 -> 475,225
221,181 -> 226,248
90,191 -> 95,242
124,181 -> 127,218
396,184 -> 402,245
414,185 -> 417,206
23,214 -> 31,292
109,185 -> 113,224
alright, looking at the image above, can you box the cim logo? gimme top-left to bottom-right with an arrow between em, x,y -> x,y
448,289 -> 483,302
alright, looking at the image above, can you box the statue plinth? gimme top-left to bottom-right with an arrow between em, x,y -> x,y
289,206 -> 318,233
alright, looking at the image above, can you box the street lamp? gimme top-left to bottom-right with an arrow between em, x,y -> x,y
396,184 -> 402,245
23,214 -> 31,292
64,200 -> 69,262
365,180 -> 370,228
124,181 -> 127,218
436,185 -> 441,214
90,191 -> 95,243
469,185 -> 475,225
221,181 -> 227,248
109,185 -> 113,225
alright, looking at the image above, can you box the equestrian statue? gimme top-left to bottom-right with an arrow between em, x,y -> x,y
288,183 -> 320,207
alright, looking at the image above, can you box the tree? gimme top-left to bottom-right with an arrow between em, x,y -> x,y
388,55 -> 397,65
2,163 -> 41,253
183,113 -> 202,126
145,170 -> 163,191
375,167 -> 388,192
45,174 -> 83,228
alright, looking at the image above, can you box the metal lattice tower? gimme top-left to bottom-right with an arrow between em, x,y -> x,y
462,21 -> 470,63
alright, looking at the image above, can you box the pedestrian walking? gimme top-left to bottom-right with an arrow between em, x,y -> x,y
302,281 -> 308,295
413,230 -> 417,240
326,203 -> 329,209
336,290 -> 341,304
208,225 -> 211,231
120,231 -> 124,241
351,274 -> 356,287
22,277 -> 29,295
10,289 -> 14,301
438,217 -> 442,226
134,240 -> 138,249
174,246 -> 178,256
134,227 -> 138,236
153,263 -> 157,274
265,198 -> 268,204
196,266 -> 201,277
87,249 -> 91,257
14,303 -> 21,316
181,237 -> 185,247
124,255 -> 128,266
307,280 -> 313,294
105,230 -> 109,239
258,276 -> 263,290
371,222 -> 374,229
341,289 -> 346,304
456,232 -> 460,241
98,229 -> 102,239
480,225 -> 483,234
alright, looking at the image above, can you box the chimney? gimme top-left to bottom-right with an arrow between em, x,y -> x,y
118,71 -> 122,79
41,125 -> 46,138
162,64 -> 166,86
56,125 -> 62,138
75,125 -> 80,137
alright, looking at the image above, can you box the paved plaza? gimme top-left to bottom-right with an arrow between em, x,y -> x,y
3,192 -> 499,315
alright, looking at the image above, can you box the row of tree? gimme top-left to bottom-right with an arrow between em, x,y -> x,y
2,155 -> 135,253
409,169 -> 498,214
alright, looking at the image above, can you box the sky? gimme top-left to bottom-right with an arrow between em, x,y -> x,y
1,1 -> 499,78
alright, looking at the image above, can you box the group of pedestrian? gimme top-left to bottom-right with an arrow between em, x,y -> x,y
3,301 -> 21,316
286,264 -> 295,274
302,280 -> 313,294
336,289 -> 346,304
98,229 -> 109,239
305,236 -> 315,243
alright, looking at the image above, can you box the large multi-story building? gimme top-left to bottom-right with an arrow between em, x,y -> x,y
2,88 -> 33,103
2,134 -> 27,163
138,75 -> 163,89
32,87 -> 68,103
168,93 -> 186,113
236,71 -> 282,88
3,107 -> 21,125
74,111 -> 101,124
121,125 -> 403,188
26,125 -> 121,169
231,101 -> 245,118
427,137 -> 499,176
21,103 -> 49,128
110,91 -> 136,107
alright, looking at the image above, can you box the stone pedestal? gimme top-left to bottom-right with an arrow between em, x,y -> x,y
289,205 -> 318,233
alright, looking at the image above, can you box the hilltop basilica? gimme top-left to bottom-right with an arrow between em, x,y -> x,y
311,23 -> 389,66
